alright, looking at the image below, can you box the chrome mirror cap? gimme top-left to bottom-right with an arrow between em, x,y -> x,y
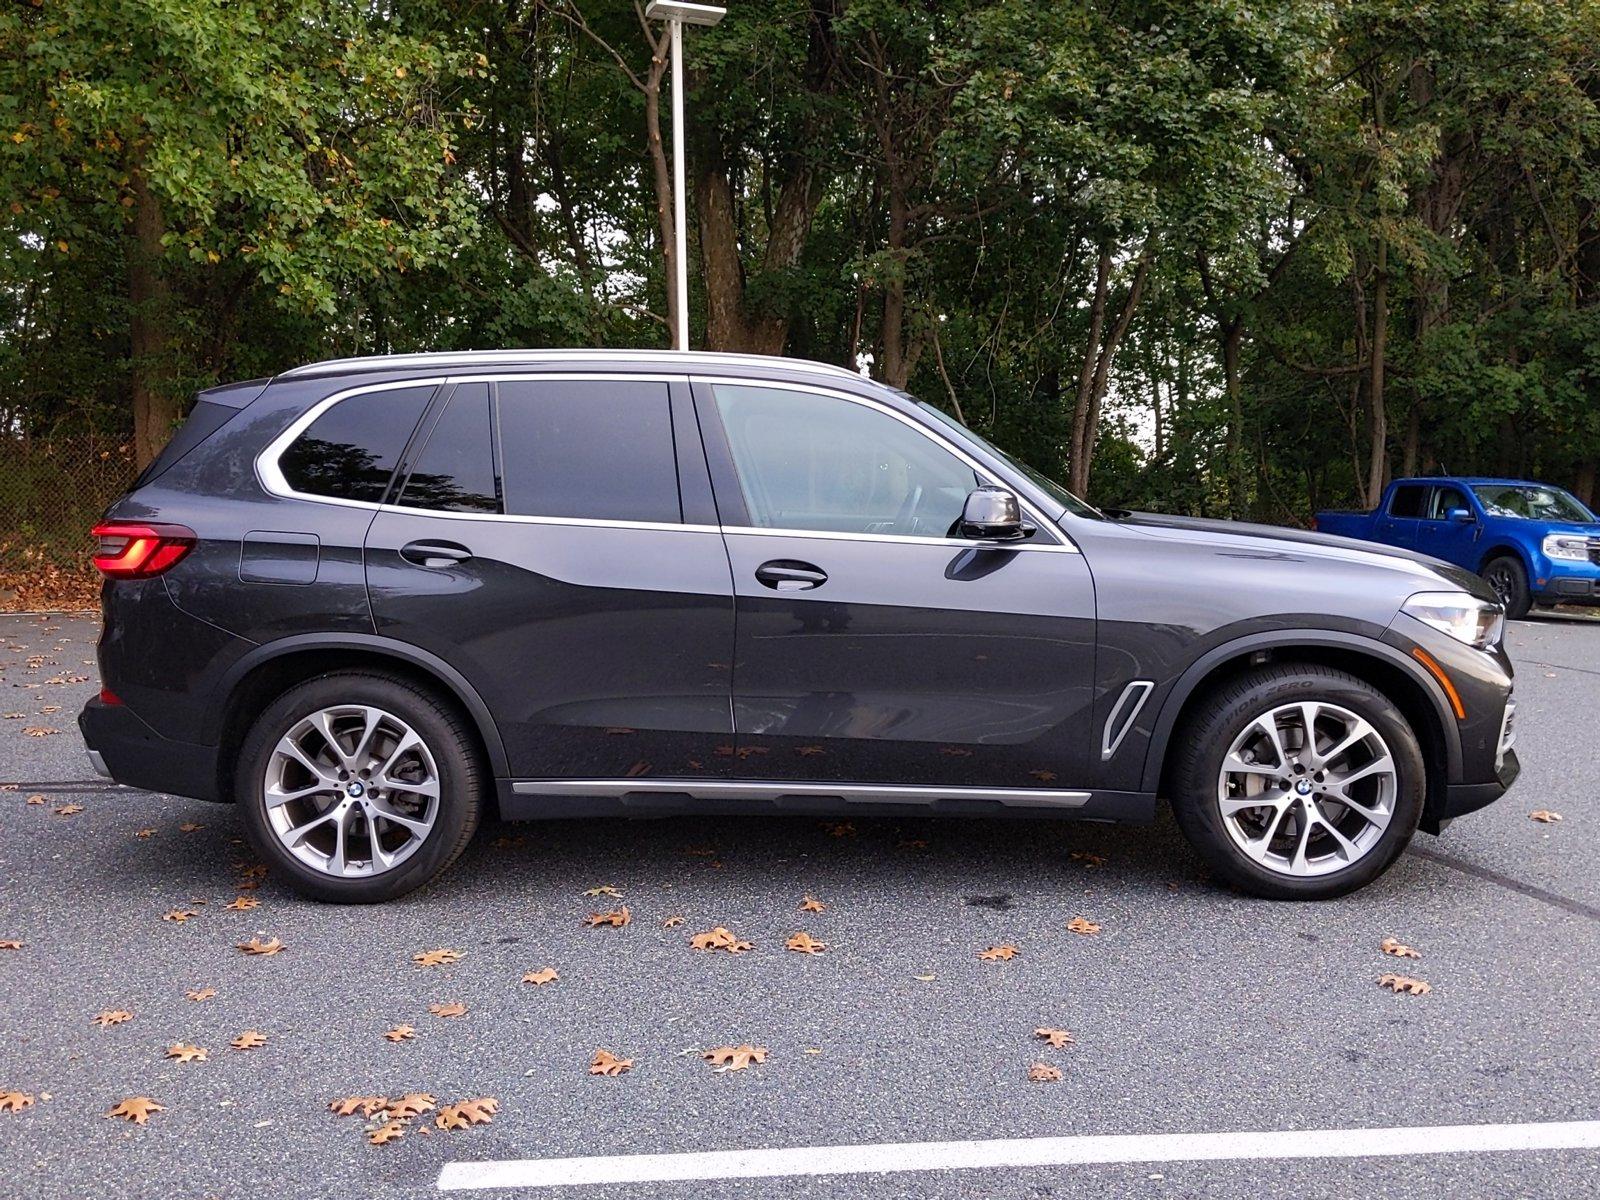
960,486 -> 1034,541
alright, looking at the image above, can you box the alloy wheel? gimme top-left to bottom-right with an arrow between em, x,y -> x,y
1216,700 -> 1396,878
1485,562 -> 1516,608
263,704 -> 440,878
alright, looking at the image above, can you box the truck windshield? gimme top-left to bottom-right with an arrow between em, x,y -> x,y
1473,484 -> 1594,523
915,401 -> 1103,519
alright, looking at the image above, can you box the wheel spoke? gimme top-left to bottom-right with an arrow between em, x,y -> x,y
1297,703 -> 1324,766
366,795 -> 432,838
349,707 -> 384,769
1248,715 -> 1289,770
1224,753 -> 1285,780
264,778 -> 331,809
1314,811 -> 1362,862
326,805 -> 351,876
1320,717 -> 1375,770
283,807 -> 337,849
1327,753 -> 1393,791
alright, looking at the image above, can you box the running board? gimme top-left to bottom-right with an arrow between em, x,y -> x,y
509,778 -> 1090,809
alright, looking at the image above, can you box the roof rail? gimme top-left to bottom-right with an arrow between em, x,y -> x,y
276,348 -> 866,382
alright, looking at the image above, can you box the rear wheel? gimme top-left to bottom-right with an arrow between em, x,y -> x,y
236,671 -> 483,903
1168,664 -> 1425,900
1481,555 -> 1531,619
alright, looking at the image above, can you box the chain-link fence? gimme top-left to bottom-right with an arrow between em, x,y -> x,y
0,433 -> 136,611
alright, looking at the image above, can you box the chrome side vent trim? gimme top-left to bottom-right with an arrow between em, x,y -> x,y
1101,680 -> 1154,761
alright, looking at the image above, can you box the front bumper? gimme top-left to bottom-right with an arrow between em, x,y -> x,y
1431,747 -> 1520,830
78,696 -> 223,802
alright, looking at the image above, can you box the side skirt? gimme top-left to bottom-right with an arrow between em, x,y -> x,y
495,778 -> 1157,824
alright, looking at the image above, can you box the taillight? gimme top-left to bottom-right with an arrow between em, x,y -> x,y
91,522 -> 197,579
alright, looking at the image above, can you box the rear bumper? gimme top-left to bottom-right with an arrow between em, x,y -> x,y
77,696 -> 223,802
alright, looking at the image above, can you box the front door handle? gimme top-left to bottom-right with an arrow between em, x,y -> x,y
754,559 -> 828,591
399,539 -> 473,569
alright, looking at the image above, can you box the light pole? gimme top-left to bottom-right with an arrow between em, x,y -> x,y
644,1 -> 726,351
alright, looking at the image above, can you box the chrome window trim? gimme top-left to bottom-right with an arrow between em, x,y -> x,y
255,370 -> 1081,553
511,778 -> 1090,808
1101,679 -> 1155,761
694,375 -> 1080,553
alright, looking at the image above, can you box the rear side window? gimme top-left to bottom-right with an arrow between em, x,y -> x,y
1388,485 -> 1426,518
398,383 -> 499,513
279,385 -> 434,503
497,380 -> 680,523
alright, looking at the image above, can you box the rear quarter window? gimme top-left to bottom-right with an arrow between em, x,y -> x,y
278,385 -> 435,503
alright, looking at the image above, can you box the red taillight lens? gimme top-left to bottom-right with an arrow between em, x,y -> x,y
91,522 -> 197,579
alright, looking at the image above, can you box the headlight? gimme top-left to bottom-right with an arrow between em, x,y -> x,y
1543,533 -> 1591,562
1402,591 -> 1504,650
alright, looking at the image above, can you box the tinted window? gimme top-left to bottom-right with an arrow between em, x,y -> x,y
1388,485 -> 1426,518
497,380 -> 680,523
713,384 -> 979,537
280,386 -> 433,503
398,383 -> 499,513
1427,486 -> 1468,520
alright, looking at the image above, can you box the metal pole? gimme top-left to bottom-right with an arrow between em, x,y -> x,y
670,17 -> 688,352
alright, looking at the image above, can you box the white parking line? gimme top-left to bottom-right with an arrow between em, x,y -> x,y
436,1119 -> 1600,1191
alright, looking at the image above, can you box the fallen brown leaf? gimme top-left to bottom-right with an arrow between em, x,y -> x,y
91,1010 -> 133,1028
387,1093 -> 437,1119
691,926 -> 754,954
0,940 -> 23,950
585,907 -> 631,928
428,1001 -> 467,1019
330,1096 -> 390,1117
1380,937 -> 1421,960
661,915 -> 685,928
384,1024 -> 416,1042
1065,917 -> 1102,936
165,1043 -> 207,1063
162,908 -> 198,923
785,931 -> 827,955
821,821 -> 855,838
106,1097 -> 163,1125
1034,1027 -> 1075,1049
978,944 -> 1019,962
231,1031 -> 268,1050
53,804 -> 83,816
522,967 -> 559,986
589,1049 -> 633,1076
702,1044 -> 767,1072
1027,1063 -> 1063,1082
178,822 -> 203,833
435,1097 -> 498,1129
134,828 -> 156,839
368,1123 -> 405,1146
412,948 -> 464,968
1377,973 -> 1432,995
22,727 -> 59,737
799,896 -> 826,913
237,937 -> 285,956
583,885 -> 623,898
1530,810 -> 1563,823
24,794 -> 45,805
224,897 -> 259,911
185,988 -> 217,1002
0,1092 -> 35,1113
1070,851 -> 1108,867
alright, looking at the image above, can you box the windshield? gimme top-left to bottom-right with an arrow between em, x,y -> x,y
1472,484 -> 1594,523
915,401 -> 1103,519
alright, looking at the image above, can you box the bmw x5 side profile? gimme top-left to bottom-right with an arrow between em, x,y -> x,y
80,350 -> 1520,902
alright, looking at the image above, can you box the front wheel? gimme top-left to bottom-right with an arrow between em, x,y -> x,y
1481,556 -> 1531,620
236,671 -> 484,903
1168,665 -> 1425,900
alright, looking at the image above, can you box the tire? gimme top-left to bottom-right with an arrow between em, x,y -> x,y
1168,664 -> 1425,900
235,671 -> 484,903
1481,555 -> 1531,619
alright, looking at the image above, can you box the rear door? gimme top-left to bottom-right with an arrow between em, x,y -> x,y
1376,483 -> 1428,548
364,375 -> 735,781
696,378 -> 1097,795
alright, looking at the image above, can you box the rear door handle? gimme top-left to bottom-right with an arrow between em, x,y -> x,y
399,539 -> 473,568
755,559 -> 828,591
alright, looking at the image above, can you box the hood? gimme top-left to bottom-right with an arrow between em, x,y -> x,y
1531,519 -> 1600,537
1117,511 -> 1496,602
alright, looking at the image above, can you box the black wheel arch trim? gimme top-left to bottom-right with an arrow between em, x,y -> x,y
1136,628 -> 1464,795
210,633 -> 510,777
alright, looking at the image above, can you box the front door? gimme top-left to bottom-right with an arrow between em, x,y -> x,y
696,380 -> 1097,792
365,376 -> 735,781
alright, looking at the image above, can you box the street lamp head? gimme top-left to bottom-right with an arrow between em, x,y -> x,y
644,1 -> 727,26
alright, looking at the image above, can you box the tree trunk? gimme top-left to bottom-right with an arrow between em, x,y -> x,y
1068,248 -> 1112,494
127,167 -> 179,467
879,190 -> 911,388
1221,321 -> 1244,517
1070,241 -> 1152,498
642,48 -> 677,342
1365,236 -> 1389,508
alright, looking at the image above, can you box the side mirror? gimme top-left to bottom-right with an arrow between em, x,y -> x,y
959,486 -> 1035,542
1447,507 -> 1474,524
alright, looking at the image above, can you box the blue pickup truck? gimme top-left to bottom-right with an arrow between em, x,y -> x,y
1315,477 -> 1600,619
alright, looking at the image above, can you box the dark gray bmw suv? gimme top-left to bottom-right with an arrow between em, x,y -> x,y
80,350 -> 1519,903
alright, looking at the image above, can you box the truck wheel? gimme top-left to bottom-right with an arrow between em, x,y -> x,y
1168,664 -> 1425,900
236,671 -> 484,903
1481,556 -> 1531,619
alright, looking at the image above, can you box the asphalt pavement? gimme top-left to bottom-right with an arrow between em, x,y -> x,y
1,610 -> 1597,1199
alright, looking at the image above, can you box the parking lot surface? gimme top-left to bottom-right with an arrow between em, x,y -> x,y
1,611 -> 1597,1199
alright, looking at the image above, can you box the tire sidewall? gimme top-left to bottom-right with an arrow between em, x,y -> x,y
1172,670 -> 1425,900
236,673 -> 479,903
1483,556 -> 1531,620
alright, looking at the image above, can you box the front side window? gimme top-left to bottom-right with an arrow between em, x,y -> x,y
497,379 -> 681,523
1388,485 -> 1427,518
279,385 -> 434,503
398,383 -> 499,513
1427,486 -> 1468,520
712,384 -> 978,537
